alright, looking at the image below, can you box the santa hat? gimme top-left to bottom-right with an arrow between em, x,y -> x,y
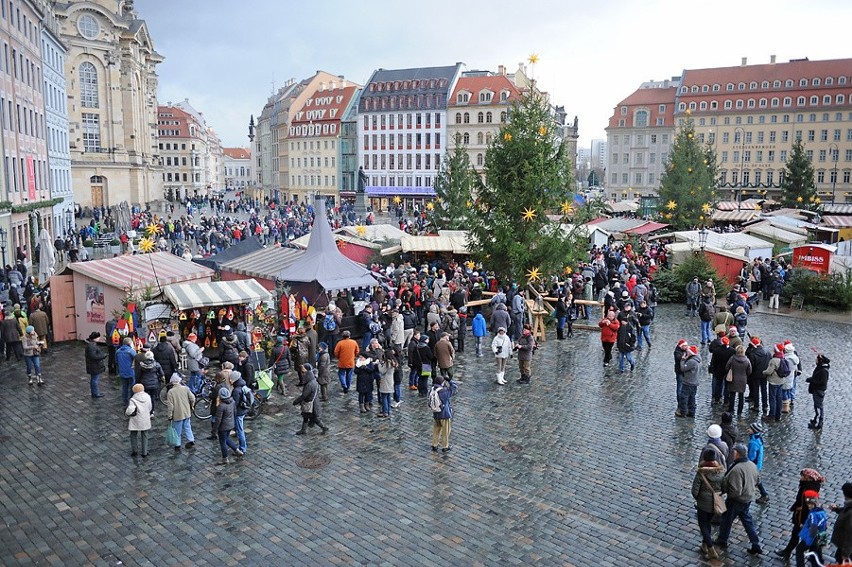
775,343 -> 785,354
721,336 -> 730,346
677,339 -> 688,347
803,489 -> 820,502
750,336 -> 761,346
688,345 -> 699,356
728,326 -> 738,335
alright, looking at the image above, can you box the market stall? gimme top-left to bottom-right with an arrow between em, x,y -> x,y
162,279 -> 275,352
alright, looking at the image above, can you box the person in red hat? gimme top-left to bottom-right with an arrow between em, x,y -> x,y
776,468 -> 826,559
795,490 -> 828,566
763,343 -> 788,422
746,336 -> 771,414
709,333 -> 735,404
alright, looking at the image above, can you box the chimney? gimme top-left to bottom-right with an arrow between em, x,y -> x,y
498,64 -> 505,75
330,80 -> 337,90
341,79 -> 347,88
741,57 -> 748,67
770,54 -> 776,64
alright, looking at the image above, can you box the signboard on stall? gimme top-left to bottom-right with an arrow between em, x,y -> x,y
792,244 -> 833,274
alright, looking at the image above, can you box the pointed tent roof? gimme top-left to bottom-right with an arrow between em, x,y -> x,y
276,196 -> 378,291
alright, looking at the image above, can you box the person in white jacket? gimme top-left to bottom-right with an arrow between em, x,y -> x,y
491,326 -> 513,385
125,384 -> 153,457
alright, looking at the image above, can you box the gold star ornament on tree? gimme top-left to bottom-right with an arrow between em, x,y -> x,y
539,126 -> 548,136
426,201 -> 435,211
796,196 -> 804,203
526,267 -> 541,282
560,201 -> 573,215
503,132 -> 512,142
701,203 -> 713,215
145,223 -> 159,236
392,196 -> 401,204
522,207 -> 537,221
666,200 -> 678,211
528,53 -> 539,65
465,260 -> 476,270
355,225 -> 367,236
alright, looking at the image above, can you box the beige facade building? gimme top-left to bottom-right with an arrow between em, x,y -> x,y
54,0 -> 163,209
157,102 -> 223,201
288,80 -> 359,202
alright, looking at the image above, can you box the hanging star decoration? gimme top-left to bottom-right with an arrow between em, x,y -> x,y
528,53 -> 539,65
560,201 -> 573,215
666,200 -> 678,210
753,204 -> 762,211
685,108 -> 692,115
465,260 -> 476,270
815,197 -> 821,204
526,267 -> 541,282
337,239 -> 347,250
665,213 -> 672,219
355,225 -> 367,237
564,265 -> 573,275
138,237 -> 155,253
392,196 -> 401,204
796,196 -> 804,203
466,200 -> 473,208
503,132 -> 512,142
539,125 -> 548,136
522,207 -> 537,221
426,201 -> 435,211
145,223 -> 160,236
701,203 -> 713,215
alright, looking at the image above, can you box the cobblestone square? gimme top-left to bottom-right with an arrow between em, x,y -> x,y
0,305 -> 848,566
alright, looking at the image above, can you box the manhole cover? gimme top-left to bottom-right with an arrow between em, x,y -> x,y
501,443 -> 523,453
296,455 -> 330,469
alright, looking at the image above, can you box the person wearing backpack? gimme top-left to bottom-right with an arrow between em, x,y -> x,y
322,310 -> 339,355
292,363 -> 327,435
782,342 -> 802,413
316,342 -> 332,402
616,306 -> 638,373
698,295 -> 716,345
429,374 -> 458,453
229,371 -> 251,455
796,491 -> 829,567
763,343 -> 790,422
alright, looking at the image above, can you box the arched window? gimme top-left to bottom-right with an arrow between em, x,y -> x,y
455,112 -> 461,124
79,61 -> 98,108
499,112 -> 506,123
485,132 -> 492,144
485,111 -> 492,123
462,132 -> 470,145
476,153 -> 483,166
477,112 -> 484,123
463,113 -> 469,124
476,132 -> 483,144
634,110 -> 648,126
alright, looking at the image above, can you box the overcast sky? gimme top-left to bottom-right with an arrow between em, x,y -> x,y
141,0 -> 852,152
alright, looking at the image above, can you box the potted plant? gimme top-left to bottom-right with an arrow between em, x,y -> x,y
109,238 -> 121,255
82,238 -> 95,259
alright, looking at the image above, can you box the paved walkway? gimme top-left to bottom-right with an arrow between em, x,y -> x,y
0,305 -> 848,566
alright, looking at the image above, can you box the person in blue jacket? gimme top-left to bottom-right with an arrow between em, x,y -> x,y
747,422 -> 770,504
430,374 -> 458,453
115,337 -> 138,404
796,490 -> 828,567
471,312 -> 487,357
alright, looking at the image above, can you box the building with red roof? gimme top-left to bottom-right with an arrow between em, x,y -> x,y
158,100 -> 224,200
223,147 -> 253,191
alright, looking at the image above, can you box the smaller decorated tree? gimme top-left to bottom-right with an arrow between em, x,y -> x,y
432,133 -> 479,230
656,117 -> 717,229
780,138 -> 818,210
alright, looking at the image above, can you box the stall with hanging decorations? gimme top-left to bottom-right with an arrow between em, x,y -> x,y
162,279 -> 275,355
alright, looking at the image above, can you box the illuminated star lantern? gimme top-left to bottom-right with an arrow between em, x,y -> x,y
701,203 -> 713,215
503,132 -> 512,142
522,207 -> 537,221
466,200 -> 473,208
392,196 -> 401,204
560,201 -> 573,215
754,204 -> 762,211
685,108 -> 692,115
796,196 -> 804,203
145,223 -> 159,236
465,260 -> 476,270
336,240 -> 347,250
687,133 -> 693,139
528,53 -> 539,65
138,237 -> 155,253
355,225 -> 367,237
563,265 -> 573,275
526,267 -> 541,283
426,201 -> 435,211
539,126 -> 548,136
665,213 -> 672,219
815,197 -> 821,204
666,200 -> 678,211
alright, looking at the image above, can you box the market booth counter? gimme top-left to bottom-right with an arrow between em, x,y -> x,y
162,279 -> 275,355
50,252 -> 214,343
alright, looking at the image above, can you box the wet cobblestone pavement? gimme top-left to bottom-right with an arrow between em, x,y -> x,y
0,305 -> 849,566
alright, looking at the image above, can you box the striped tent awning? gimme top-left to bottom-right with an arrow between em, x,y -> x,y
164,279 -> 272,311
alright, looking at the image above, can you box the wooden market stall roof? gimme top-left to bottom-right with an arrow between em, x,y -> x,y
164,279 -> 272,311
67,251 -> 213,290
219,246 -> 305,280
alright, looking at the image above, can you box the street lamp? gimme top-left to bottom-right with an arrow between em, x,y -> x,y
64,208 -> 73,235
734,126 -> 746,211
698,226 -> 708,252
0,227 -> 7,284
829,142 -> 839,205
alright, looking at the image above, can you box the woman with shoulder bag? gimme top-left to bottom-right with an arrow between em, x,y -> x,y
691,448 -> 725,560
125,384 -> 152,457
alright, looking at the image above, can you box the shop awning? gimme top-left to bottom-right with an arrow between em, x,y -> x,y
68,251 -> 213,290
164,279 -> 272,311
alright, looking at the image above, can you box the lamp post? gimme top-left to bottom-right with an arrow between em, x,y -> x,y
64,207 -> 73,235
829,142 -> 839,205
0,227 -> 7,284
698,225 -> 708,252
734,126 -> 746,211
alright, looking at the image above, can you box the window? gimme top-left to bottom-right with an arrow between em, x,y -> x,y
77,14 -> 99,39
721,151 -> 728,163
476,153 -> 483,166
819,149 -> 827,162
81,113 -> 99,151
810,95 -> 819,105
463,113 -> 469,124
797,96 -> 806,106
462,132 -> 469,145
817,171 -> 825,183
485,112 -> 492,123
783,97 -> 792,107
477,112 -> 483,124
757,131 -> 764,143
79,62 -> 98,108
724,100 -> 732,109
649,152 -> 656,164
662,134 -> 669,144
454,113 -> 461,124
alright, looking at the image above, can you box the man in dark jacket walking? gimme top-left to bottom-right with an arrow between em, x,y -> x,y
135,351 -> 164,415
716,443 -> 763,555
746,336 -> 771,414
1,308 -> 22,361
292,364 -> 327,435
806,354 -> 830,430
229,371 -> 250,454
84,331 -> 108,397
430,374 -> 458,452
152,335 -> 178,380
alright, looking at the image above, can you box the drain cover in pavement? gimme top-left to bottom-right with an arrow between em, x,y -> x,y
501,443 -> 523,453
296,455 -> 331,469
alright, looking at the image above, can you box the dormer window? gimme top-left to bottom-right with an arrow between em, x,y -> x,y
457,92 -> 470,104
479,91 -> 493,103
500,90 -> 509,102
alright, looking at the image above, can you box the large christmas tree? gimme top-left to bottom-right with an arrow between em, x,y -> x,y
432,133 -> 479,230
656,118 -> 717,229
466,91 -> 582,282
780,138 -> 818,210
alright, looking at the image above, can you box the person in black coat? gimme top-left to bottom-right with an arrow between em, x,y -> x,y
776,469 -> 826,559
354,356 -> 375,413
84,331 -> 108,398
415,336 -> 434,397
746,337 -> 772,413
709,335 -> 735,403
152,336 -> 178,380
805,354 -> 830,430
